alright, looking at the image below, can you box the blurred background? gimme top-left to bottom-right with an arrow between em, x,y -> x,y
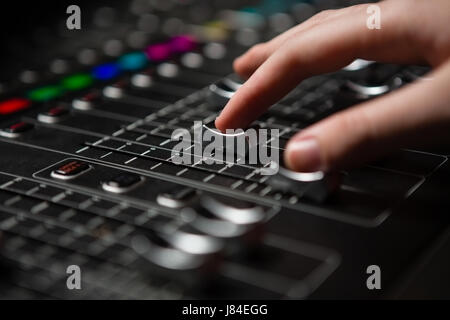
0,0 -> 373,100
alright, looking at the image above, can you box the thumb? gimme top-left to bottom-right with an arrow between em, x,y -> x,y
284,61 -> 450,172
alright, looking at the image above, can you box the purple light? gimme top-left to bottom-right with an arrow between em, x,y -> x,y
169,35 -> 197,53
145,44 -> 172,62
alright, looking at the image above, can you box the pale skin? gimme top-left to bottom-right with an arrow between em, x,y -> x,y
215,0 -> 450,172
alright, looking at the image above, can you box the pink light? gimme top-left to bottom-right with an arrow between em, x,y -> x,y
145,43 -> 172,62
169,35 -> 197,53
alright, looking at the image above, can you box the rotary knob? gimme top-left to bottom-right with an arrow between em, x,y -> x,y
266,161 -> 340,203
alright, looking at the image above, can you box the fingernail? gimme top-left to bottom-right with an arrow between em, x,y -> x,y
214,117 -> 223,132
285,137 -> 323,172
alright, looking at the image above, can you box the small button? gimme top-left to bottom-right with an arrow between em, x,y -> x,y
103,39 -> 124,57
235,29 -> 259,47
77,48 -> 98,65
72,91 -> 101,110
181,52 -> 203,69
131,73 -> 153,88
203,42 -> 227,60
0,122 -> 34,138
51,160 -> 91,180
103,82 -> 125,99
129,0 -> 151,15
126,30 -> 149,49
137,13 -> 160,32
50,59 -> 70,74
102,173 -> 144,193
162,18 -> 184,36
19,70 -> 39,84
38,106 -> 70,123
157,186 -> 197,208
156,62 -> 179,78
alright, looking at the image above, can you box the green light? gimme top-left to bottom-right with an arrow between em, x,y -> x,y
61,74 -> 93,90
28,86 -> 62,101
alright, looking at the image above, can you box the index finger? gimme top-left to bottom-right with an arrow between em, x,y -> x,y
215,3 -> 414,131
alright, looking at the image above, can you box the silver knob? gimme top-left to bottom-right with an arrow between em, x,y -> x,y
266,162 -> 340,203
200,194 -> 266,226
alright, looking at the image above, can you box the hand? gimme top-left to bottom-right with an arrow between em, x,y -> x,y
215,0 -> 450,172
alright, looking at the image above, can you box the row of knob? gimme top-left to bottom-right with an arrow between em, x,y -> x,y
132,190 -> 270,286
5,41 -> 226,91
1,0 -> 318,95
208,60 -> 431,109
46,158 -> 270,284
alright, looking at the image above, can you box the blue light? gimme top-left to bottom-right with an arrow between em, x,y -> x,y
92,63 -> 121,80
118,52 -> 148,71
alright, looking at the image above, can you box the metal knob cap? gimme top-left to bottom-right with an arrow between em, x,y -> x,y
266,162 -> 340,203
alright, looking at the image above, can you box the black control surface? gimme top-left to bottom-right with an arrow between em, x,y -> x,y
0,0 -> 449,299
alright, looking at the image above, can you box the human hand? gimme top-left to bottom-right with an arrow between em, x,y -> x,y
215,0 -> 450,172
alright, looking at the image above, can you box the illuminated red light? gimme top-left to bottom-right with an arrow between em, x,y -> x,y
0,98 -> 31,115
